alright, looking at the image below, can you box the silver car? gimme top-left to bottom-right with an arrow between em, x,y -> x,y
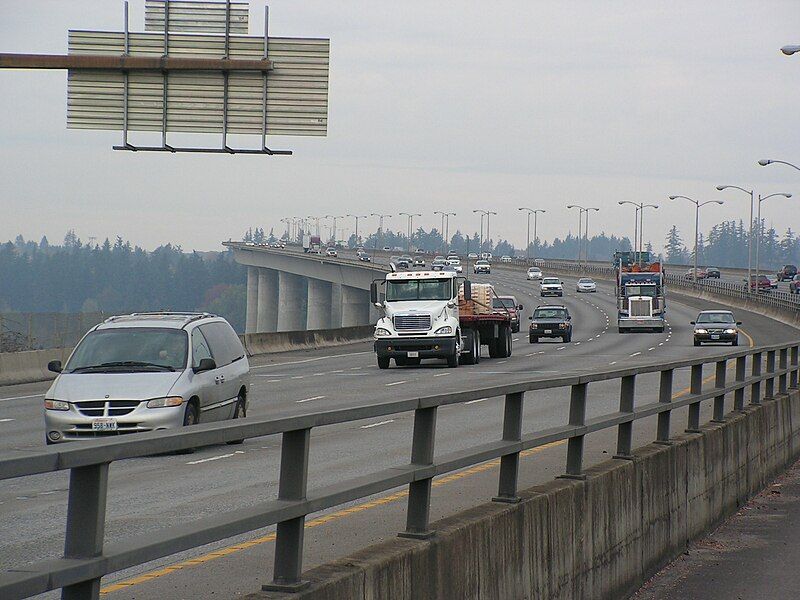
43,312 -> 250,444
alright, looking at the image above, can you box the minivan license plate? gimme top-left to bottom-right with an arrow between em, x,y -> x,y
407,351 -> 419,358
92,418 -> 117,432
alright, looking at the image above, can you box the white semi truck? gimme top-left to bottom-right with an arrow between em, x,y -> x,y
370,270 -> 517,369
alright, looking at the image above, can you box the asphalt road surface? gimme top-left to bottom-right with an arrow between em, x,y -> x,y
1,266 -> 797,600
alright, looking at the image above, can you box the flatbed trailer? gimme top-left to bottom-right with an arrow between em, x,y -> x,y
457,312 -> 514,364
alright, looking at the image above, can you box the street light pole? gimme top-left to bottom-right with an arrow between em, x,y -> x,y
370,213 -> 391,252
668,196 -> 724,284
434,211 -> 448,253
444,212 -> 456,254
715,185 -> 755,284
518,208 -> 546,262
399,212 -> 421,253
758,158 -> 800,172
473,210 -> 496,256
346,214 -> 368,248
566,205 -> 588,267
755,192 -> 793,292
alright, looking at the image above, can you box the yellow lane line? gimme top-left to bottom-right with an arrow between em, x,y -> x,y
100,330 -> 759,594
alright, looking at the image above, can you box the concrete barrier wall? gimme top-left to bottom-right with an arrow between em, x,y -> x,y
0,347 -> 74,387
241,325 -> 375,356
253,389 -> 800,600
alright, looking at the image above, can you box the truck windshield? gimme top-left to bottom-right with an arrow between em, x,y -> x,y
66,328 -> 188,372
624,285 -> 657,297
386,279 -> 452,301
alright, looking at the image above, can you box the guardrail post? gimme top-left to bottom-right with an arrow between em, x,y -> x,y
751,352 -> 762,405
560,383 -> 588,479
614,375 -> 636,459
399,406 -> 437,539
686,364 -> 703,433
779,348 -> 788,394
494,392 -> 524,503
791,346 -> 799,390
263,428 -> 311,592
656,369 -> 674,444
712,359 -> 727,423
734,356 -> 747,411
765,350 -> 776,400
61,463 -> 109,600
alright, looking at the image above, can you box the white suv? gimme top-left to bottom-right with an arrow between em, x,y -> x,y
43,313 -> 250,445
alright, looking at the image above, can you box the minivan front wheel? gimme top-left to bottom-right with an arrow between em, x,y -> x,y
176,402 -> 199,454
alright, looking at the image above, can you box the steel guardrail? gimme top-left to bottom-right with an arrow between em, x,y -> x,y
1,341 -> 799,598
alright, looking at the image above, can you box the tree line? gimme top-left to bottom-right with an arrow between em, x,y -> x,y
0,232 -> 246,331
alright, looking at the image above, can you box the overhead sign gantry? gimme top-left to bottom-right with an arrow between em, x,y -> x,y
0,0 -> 330,155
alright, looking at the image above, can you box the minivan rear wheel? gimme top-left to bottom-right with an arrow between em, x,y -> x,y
227,394 -> 246,445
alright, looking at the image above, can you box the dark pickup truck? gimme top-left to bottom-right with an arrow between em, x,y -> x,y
777,265 -> 798,282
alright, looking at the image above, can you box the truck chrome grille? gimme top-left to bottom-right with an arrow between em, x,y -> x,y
393,314 -> 432,331
629,298 -> 652,317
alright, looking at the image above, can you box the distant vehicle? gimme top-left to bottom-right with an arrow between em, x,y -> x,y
533,258 -> 545,266
684,268 -> 707,279
359,254 -> 372,262
325,247 -> 337,257
790,274 -> 800,294
745,274 -> 772,292
467,253 -> 479,260
492,296 -> 523,333
705,267 -> 721,278
413,257 -> 426,268
383,246 -> 391,252
540,277 -> 563,297
244,241 -> 256,246
529,305 -> 572,343
44,313 -> 250,445
447,258 -> 463,273
474,259 -> 491,274
395,256 -> 411,270
691,310 -> 741,346
302,235 -> 322,254
777,265 -> 798,281
526,267 -> 542,280
768,275 -> 779,289
401,254 -> 413,263
576,277 -> 597,293
431,258 -> 448,271
500,255 -> 513,263
446,254 -> 460,261
480,252 -> 493,261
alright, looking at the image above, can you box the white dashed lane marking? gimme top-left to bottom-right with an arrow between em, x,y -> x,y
361,420 -> 394,429
386,381 -> 406,387
297,396 -> 326,403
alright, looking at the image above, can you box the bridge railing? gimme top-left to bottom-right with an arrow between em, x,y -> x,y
2,342 -> 799,599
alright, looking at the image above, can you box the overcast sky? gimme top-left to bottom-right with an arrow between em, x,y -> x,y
1,1 -> 799,252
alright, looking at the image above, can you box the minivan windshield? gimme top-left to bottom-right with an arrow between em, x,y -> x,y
386,279 -> 452,301
696,313 -> 735,324
65,328 -> 188,373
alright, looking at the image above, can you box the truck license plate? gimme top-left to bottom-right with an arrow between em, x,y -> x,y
92,418 -> 117,432
407,351 -> 419,358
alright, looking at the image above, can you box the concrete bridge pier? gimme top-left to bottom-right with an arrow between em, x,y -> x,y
245,266 -> 259,334
341,285 -> 370,327
307,278 -> 333,330
277,272 -> 308,332
330,283 -> 343,328
256,269 -> 279,333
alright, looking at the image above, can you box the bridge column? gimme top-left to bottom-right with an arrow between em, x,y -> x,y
245,266 -> 258,334
277,273 -> 308,332
306,279 -> 332,330
256,268 -> 279,333
330,283 -> 343,328
341,285 -> 370,327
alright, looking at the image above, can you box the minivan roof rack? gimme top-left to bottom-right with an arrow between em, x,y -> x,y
103,312 -> 217,325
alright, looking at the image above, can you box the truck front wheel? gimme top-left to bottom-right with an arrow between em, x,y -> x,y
378,357 -> 390,369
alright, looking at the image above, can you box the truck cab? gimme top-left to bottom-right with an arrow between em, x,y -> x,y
372,271 -> 462,369
617,271 -> 666,333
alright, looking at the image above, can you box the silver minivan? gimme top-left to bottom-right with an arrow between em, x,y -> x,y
44,312 -> 250,444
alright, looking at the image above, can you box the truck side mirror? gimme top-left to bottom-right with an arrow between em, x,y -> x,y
370,281 -> 379,304
463,280 -> 472,301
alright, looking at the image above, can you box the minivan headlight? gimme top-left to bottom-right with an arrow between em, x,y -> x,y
44,399 -> 69,411
146,396 -> 183,409
375,327 -> 392,337
435,326 -> 453,335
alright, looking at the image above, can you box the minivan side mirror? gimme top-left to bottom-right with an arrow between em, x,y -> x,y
737,321 -> 742,325
690,321 -> 695,325
48,360 -> 62,374
193,357 -> 216,373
